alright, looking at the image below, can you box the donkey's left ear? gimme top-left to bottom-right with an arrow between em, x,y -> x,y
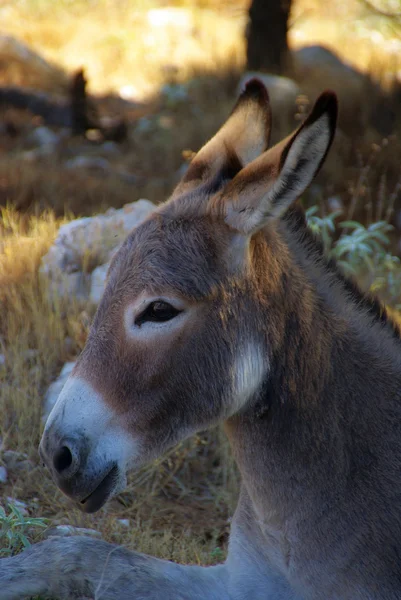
224,91 -> 338,235
172,79 -> 272,199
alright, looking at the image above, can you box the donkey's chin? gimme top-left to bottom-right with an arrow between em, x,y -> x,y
77,464 -> 121,513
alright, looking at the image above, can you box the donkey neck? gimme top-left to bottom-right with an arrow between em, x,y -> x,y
224,211 -> 401,528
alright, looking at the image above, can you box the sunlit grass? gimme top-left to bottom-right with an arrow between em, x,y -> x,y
1,1 -> 246,98
0,205 -> 238,563
3,0 -> 401,98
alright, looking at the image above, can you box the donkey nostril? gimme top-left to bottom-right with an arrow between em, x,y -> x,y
53,445 -> 74,474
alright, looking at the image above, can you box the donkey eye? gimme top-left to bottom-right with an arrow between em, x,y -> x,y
135,301 -> 181,326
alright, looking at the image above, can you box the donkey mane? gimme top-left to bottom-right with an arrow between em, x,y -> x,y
284,203 -> 401,342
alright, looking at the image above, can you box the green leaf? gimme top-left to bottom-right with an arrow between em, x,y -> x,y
18,533 -> 30,548
338,220 -> 363,229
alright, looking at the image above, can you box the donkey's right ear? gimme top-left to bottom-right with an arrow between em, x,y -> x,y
173,79 -> 272,196
224,91 -> 338,235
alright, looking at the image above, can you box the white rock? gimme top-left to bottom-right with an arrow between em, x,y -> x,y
0,34 -> 64,84
238,72 -> 300,101
43,362 -> 76,421
0,466 -> 7,483
2,450 -> 33,472
41,217 -> 96,275
21,146 -> 55,162
40,199 -> 155,303
117,519 -> 130,528
44,271 -> 91,303
2,450 -> 29,471
293,45 -> 370,130
90,262 -> 110,305
42,200 -> 155,273
114,199 -> 155,235
100,141 -> 120,156
43,525 -> 102,539
27,126 -> 59,148
0,354 -> 5,366
6,498 -> 28,515
64,156 -> 111,171
294,45 -> 355,74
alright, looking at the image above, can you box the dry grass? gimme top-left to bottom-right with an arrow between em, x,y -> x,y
0,206 -> 238,564
1,0 -> 400,219
0,70 -> 246,214
1,0 -> 401,573
0,2 -> 251,564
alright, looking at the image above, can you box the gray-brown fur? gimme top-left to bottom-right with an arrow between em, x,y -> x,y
2,80 -> 401,600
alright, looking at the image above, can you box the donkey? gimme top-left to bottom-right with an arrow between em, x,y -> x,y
2,80 -> 401,600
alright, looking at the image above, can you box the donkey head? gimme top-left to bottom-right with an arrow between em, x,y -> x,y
40,81 -> 337,512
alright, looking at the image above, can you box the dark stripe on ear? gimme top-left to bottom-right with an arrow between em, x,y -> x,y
183,159 -> 209,183
184,145 -> 242,190
222,144 -> 243,179
269,156 -> 311,212
270,168 -> 303,209
205,145 -> 243,194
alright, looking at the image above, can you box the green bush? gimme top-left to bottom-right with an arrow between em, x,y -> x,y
0,503 -> 48,557
306,207 -> 401,310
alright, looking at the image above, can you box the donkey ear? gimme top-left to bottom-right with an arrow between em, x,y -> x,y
174,79 -> 272,195
224,91 -> 338,235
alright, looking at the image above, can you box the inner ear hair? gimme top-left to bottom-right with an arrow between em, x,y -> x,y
172,79 -> 272,198
223,90 -> 338,236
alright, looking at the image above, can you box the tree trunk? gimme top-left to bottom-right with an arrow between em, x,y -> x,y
246,0 -> 292,74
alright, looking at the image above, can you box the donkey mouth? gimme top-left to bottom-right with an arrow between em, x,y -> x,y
78,464 -> 119,513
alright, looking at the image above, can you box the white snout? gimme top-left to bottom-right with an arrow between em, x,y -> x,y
43,376 -> 138,493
